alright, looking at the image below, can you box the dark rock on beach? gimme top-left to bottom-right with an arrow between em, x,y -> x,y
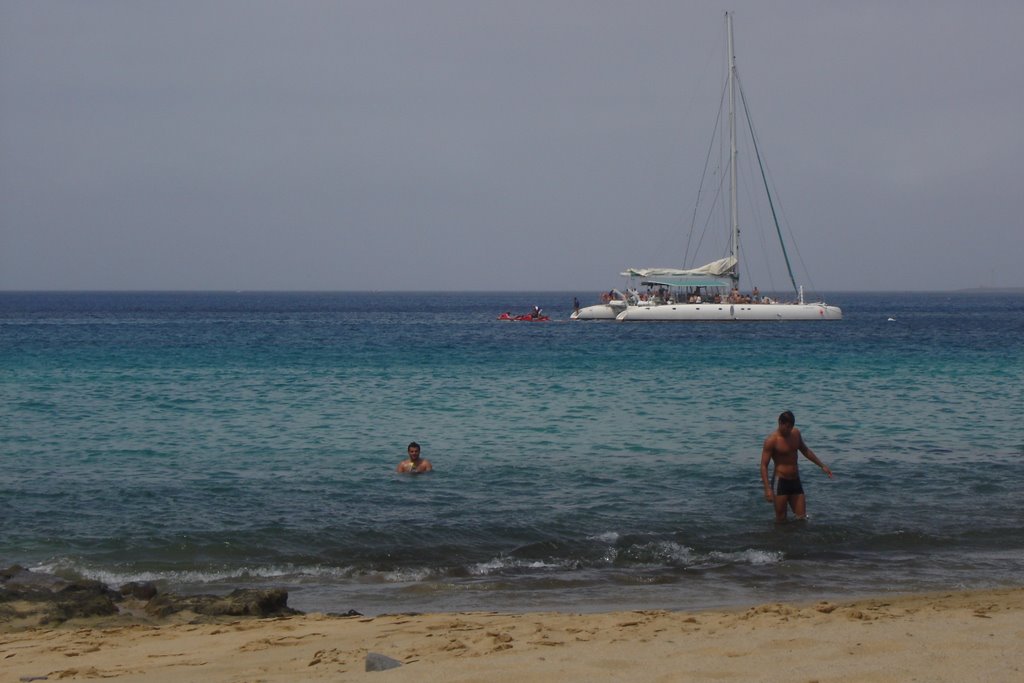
144,588 -> 299,618
119,580 -> 159,601
1,565 -> 303,626
365,652 -> 403,672
1,565 -> 119,624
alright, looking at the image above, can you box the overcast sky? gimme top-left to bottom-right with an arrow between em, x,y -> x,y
2,1 -> 1022,292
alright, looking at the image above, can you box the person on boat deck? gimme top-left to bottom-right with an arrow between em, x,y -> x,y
397,442 -> 432,474
760,410 -> 832,522
531,306 -> 543,319
752,286 -> 761,303
573,297 -> 580,314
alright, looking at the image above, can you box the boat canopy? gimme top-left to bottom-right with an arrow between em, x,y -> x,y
637,275 -> 734,288
621,256 -> 737,289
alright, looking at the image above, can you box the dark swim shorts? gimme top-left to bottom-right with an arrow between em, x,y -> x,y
775,477 -> 804,496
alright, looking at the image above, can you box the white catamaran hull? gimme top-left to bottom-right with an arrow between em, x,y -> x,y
571,302 -> 626,320
616,302 -> 842,321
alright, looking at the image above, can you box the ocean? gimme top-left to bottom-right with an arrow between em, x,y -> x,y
2,291 -> 1022,615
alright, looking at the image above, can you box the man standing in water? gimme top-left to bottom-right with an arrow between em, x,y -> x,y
397,442 -> 432,473
760,411 -> 832,522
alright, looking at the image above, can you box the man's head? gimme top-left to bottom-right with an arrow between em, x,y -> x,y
407,442 -> 421,461
778,410 -> 795,435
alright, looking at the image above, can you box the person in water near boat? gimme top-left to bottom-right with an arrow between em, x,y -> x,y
760,410 -> 832,522
397,442 -> 432,473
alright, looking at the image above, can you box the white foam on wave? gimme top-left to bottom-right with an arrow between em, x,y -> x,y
469,557 -> 563,575
30,544 -> 783,593
706,549 -> 783,566
32,559 -> 360,588
650,541 -> 697,563
379,567 -> 433,583
610,542 -> 782,568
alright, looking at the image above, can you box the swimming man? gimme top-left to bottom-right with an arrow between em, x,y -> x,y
760,411 -> 832,522
397,442 -> 433,474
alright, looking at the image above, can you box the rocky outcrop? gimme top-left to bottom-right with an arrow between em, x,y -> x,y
119,581 -> 159,600
144,588 -> 298,618
1,565 -> 301,625
0,565 -> 119,624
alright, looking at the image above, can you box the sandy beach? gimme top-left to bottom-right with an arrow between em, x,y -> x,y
2,587 -> 1021,682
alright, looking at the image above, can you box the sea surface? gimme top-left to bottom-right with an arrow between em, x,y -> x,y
2,291 -> 1022,615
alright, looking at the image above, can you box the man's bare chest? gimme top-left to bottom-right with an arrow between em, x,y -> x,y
771,436 -> 800,461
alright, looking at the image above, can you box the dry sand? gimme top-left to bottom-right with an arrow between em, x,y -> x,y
2,587 -> 1022,682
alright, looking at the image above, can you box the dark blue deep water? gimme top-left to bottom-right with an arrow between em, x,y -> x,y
2,291 -> 1022,614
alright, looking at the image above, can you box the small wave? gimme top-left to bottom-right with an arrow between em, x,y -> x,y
588,531 -> 621,544
33,541 -> 784,593
469,557 -> 565,576
379,567 -> 434,583
608,539 -> 783,569
472,540 -> 783,575
32,560 -> 360,588
617,540 -> 697,566
706,549 -> 782,566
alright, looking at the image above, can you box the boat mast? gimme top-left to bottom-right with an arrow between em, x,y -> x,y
727,12 -> 739,288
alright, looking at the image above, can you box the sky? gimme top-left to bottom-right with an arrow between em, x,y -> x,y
1,0 -> 1022,292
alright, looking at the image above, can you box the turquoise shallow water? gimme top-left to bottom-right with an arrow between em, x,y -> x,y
1,291 -> 1022,614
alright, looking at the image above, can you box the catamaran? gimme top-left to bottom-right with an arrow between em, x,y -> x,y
573,12 -> 842,322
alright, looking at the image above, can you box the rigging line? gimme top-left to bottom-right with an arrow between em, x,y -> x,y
738,139 -> 780,295
737,98 -> 822,300
685,75 -> 730,268
763,167 -> 822,298
736,73 -> 799,297
735,85 -> 769,286
709,156 -> 730,257
690,152 -> 728,266
766,170 -> 821,298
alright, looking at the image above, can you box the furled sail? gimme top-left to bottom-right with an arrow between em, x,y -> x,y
620,256 -> 737,279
